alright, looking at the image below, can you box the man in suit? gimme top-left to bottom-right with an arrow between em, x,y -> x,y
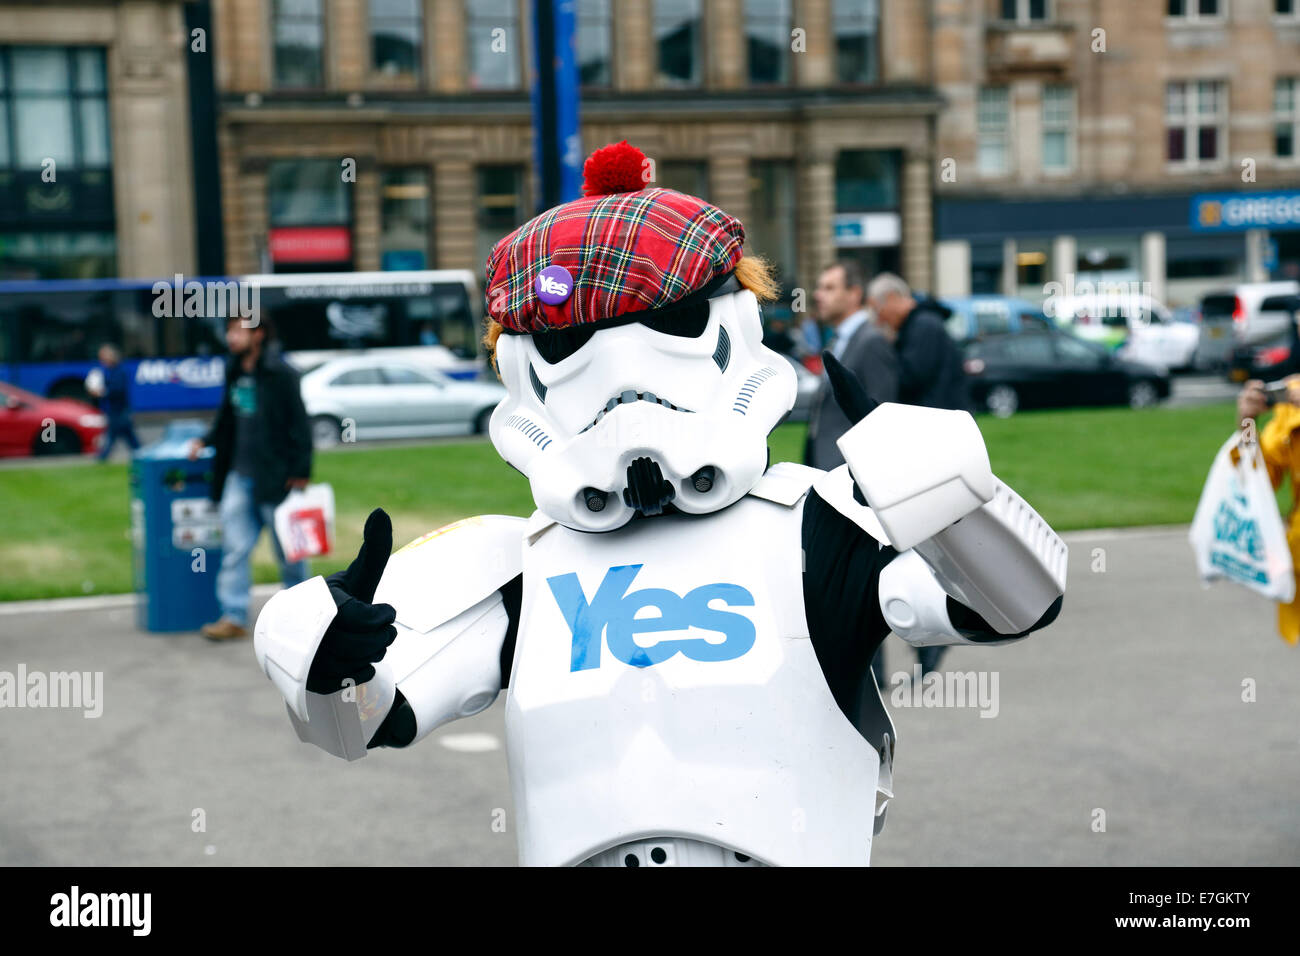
804,260 -> 901,471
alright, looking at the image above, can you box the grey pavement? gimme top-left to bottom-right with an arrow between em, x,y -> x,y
0,524 -> 1297,866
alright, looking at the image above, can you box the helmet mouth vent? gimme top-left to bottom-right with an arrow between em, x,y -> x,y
578,390 -> 694,433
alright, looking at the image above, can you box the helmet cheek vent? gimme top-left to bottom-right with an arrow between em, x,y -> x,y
528,363 -> 548,403
712,325 -> 731,372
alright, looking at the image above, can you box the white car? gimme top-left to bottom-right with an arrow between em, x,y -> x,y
1200,280 -> 1300,347
1052,292 -> 1198,371
300,355 -> 506,446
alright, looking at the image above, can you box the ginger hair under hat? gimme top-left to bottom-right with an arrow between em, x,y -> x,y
482,254 -> 780,374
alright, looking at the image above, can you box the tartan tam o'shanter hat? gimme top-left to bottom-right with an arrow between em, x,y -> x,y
484,141 -> 745,335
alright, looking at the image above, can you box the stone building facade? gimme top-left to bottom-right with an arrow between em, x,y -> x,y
932,0 -> 1300,307
214,0 -> 941,298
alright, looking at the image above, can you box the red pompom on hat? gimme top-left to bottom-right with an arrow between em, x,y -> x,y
582,140 -> 648,197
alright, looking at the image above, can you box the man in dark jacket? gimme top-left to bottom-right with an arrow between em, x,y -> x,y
867,273 -> 972,678
190,315 -> 313,640
869,273 -> 973,414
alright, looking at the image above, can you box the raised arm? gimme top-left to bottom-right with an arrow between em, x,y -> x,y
821,353 -> 1066,648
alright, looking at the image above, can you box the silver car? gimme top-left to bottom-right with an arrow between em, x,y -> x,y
300,356 -> 506,446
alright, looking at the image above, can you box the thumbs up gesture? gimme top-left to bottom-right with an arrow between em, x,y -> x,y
307,509 -> 399,695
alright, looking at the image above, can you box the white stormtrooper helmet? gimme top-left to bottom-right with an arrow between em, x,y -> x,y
489,272 -> 798,533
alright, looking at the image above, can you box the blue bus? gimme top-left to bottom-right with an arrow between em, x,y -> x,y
0,270 -> 485,412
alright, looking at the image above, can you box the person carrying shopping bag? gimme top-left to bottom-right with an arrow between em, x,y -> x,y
1235,376 -> 1300,645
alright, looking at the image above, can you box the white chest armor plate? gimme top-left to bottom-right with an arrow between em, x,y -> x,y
505,491 -> 882,866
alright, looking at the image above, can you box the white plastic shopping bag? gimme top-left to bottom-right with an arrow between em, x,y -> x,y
273,483 -> 335,563
1189,432 -> 1294,602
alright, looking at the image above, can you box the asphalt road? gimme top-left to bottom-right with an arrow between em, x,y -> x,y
0,524 -> 1296,867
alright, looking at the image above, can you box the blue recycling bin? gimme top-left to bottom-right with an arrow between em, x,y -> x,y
131,420 -> 223,632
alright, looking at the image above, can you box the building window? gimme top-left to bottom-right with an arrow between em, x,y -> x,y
380,168 -> 430,270
656,160 -> 709,200
1015,242 -> 1050,296
477,165 -> 526,268
1000,0 -> 1049,23
977,87 -> 1011,176
1041,84 -> 1074,173
833,0 -> 879,85
267,159 -> 352,272
1167,0 -> 1223,20
467,0 -> 521,90
747,161 -> 796,289
1076,238 -> 1139,281
272,0 -> 326,88
577,0 -> 613,87
268,159 -> 350,226
746,0 -> 790,85
835,150 -> 900,211
1166,80 -> 1226,166
0,47 -> 115,280
1,47 -> 110,170
1166,235 -> 1244,279
370,0 -> 422,79
656,0 -> 702,87
1279,0 -> 1299,19
1276,78 -> 1299,160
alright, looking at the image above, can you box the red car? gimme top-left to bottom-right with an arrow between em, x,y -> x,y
0,381 -> 107,457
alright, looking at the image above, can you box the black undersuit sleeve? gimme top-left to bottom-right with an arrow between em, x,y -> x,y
800,489 -> 1065,734
367,573 -> 525,750
800,488 -> 899,731
498,573 -> 523,688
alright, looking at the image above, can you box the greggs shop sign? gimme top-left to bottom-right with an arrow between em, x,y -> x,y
1191,191 -> 1300,232
268,226 -> 353,264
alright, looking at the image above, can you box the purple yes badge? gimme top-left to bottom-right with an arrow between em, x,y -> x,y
535,265 -> 574,305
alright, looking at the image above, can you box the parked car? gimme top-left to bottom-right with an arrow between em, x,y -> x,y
1227,293 -> 1300,382
300,356 -> 506,446
1201,280 -> 1300,349
962,330 -> 1170,417
0,381 -> 106,457
1051,291 -> 1197,371
941,296 -> 1054,342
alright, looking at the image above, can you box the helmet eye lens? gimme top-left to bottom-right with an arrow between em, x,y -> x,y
642,302 -> 710,338
532,325 -> 597,364
529,299 -> 710,364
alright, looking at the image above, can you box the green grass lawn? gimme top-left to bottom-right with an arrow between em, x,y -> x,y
0,401 -> 1260,602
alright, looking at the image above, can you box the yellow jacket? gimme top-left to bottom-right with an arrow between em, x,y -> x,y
1257,402 -> 1300,644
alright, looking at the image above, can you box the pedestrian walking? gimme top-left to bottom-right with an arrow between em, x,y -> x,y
189,316 -> 313,641
87,345 -> 140,462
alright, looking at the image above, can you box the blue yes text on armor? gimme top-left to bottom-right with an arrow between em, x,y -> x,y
547,564 -> 756,671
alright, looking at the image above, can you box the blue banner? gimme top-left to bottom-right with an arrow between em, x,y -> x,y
1190,190 -> 1300,232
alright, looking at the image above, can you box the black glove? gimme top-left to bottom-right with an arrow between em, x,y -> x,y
306,508 -> 399,695
822,350 -> 877,506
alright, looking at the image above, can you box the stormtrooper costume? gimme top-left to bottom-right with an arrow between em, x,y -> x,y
252,142 -> 1067,867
